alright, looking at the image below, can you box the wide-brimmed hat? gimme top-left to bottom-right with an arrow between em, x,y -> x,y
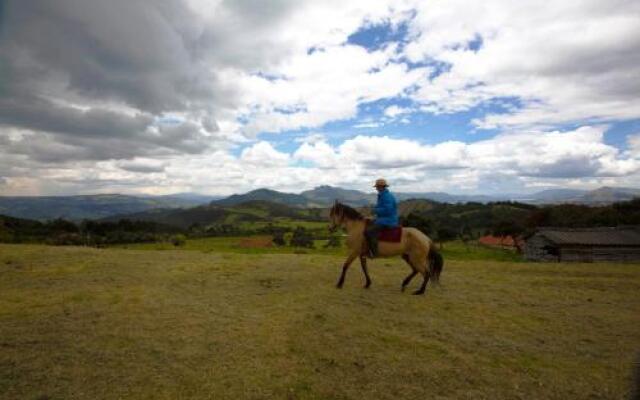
373,178 -> 389,187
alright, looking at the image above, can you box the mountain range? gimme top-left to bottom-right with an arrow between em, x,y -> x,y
0,186 -> 638,221
0,193 -> 220,221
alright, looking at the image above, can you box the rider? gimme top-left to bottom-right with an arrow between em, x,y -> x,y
365,178 -> 398,257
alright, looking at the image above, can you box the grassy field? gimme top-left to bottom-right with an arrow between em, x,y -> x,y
118,236 -> 523,262
1,244 -> 639,399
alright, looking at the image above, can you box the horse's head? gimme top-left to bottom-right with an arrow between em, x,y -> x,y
328,200 -> 342,233
328,200 -> 364,232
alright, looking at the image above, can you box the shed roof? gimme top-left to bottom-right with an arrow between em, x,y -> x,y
478,235 -> 524,248
535,226 -> 640,246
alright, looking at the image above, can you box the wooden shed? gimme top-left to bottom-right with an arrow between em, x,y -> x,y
524,226 -> 640,262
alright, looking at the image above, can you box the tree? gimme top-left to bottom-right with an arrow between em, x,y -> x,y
492,220 -> 525,252
401,212 -> 433,235
324,233 -> 341,248
272,230 -> 286,246
436,227 -> 457,249
459,224 -> 473,251
290,226 -> 314,248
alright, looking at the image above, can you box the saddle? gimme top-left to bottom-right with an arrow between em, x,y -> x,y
377,226 -> 403,242
366,220 -> 403,243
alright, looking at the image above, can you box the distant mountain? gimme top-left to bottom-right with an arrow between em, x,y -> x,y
578,187 -> 640,204
216,186 -> 506,208
516,189 -> 587,203
0,194 -> 204,221
3,186 -> 636,222
300,185 -> 374,206
212,188 -> 311,207
519,187 -> 640,204
396,192 -> 501,203
150,192 -> 224,204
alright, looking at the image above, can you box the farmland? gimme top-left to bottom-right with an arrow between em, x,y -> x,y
1,243 -> 639,399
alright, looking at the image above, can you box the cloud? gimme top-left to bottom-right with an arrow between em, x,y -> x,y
403,0 -> 640,129
627,134 -> 640,157
294,126 -> 640,184
383,105 -> 412,118
1,0 -> 639,195
117,159 -> 168,174
294,133 -> 326,144
236,44 -> 429,135
240,141 -> 290,167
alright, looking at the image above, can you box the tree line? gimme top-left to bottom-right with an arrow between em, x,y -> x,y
2,198 -> 638,247
0,216 -> 180,246
400,198 -> 640,249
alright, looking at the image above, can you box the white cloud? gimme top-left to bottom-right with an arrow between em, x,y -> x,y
627,134 -> 640,158
294,132 -> 326,144
240,141 -> 290,167
293,126 -> 640,191
353,121 -> 383,129
293,141 -> 339,168
235,44 -> 429,135
384,105 -> 412,118
404,0 -> 640,129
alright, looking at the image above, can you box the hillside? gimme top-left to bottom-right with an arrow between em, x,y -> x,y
103,200 -> 317,229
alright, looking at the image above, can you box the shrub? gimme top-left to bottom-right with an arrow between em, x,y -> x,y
290,226 -> 314,248
171,234 -> 187,247
324,234 -> 341,248
272,230 -> 286,246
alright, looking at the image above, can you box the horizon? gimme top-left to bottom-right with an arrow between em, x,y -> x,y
1,1 -> 639,196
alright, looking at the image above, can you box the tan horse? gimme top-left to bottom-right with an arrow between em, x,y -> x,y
329,201 -> 443,295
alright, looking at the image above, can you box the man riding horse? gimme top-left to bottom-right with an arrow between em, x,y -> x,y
365,178 -> 398,258
329,179 -> 443,294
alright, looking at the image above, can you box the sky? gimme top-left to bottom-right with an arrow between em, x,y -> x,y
0,0 -> 639,196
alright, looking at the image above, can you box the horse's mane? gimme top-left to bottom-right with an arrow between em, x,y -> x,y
331,202 -> 364,220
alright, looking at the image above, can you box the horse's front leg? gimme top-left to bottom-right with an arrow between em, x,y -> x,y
360,256 -> 372,288
336,254 -> 357,289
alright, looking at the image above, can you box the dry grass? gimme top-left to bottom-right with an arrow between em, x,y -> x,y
1,244 -> 639,399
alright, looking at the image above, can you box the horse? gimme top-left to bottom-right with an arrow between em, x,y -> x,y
328,201 -> 443,295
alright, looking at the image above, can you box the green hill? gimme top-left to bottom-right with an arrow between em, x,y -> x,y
213,189 -> 310,208
103,200 -> 318,229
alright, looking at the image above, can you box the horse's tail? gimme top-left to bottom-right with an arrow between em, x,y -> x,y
428,246 -> 444,284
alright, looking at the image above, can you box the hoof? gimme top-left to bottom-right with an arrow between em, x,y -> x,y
412,290 -> 425,295
401,286 -> 406,292
364,282 -> 371,289
336,283 -> 343,289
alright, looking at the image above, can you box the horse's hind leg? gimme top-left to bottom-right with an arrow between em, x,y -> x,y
410,253 -> 430,295
413,271 -> 430,295
360,256 -> 372,288
400,254 -> 418,292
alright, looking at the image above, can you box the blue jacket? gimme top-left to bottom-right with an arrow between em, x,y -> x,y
374,188 -> 398,227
